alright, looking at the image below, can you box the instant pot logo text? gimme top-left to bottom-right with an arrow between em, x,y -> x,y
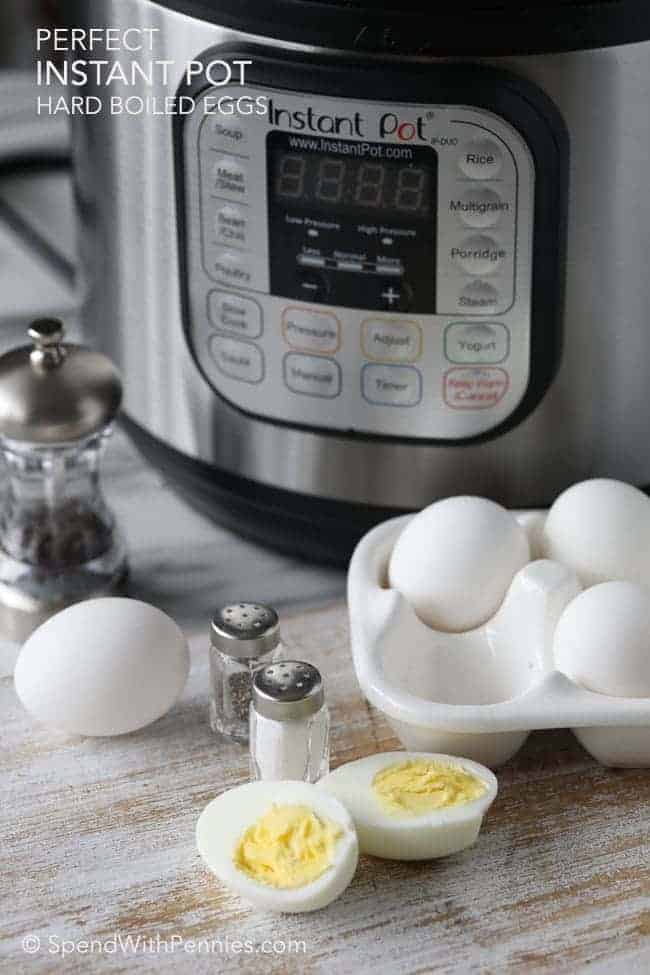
268,100 -> 428,142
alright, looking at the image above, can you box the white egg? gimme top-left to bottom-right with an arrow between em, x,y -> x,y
14,598 -> 189,736
196,781 -> 358,913
542,479 -> 650,587
319,752 -> 498,860
553,581 -> 650,698
388,496 -> 530,631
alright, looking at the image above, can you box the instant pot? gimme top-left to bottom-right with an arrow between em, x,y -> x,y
64,1 -> 650,562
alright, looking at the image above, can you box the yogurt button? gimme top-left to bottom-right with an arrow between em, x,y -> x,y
458,140 -> 503,180
452,235 -> 506,275
445,322 -> 509,364
451,188 -> 509,229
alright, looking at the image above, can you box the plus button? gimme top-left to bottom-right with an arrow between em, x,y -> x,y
381,286 -> 401,308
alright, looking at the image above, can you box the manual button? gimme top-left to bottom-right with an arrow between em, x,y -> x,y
208,291 -> 262,339
282,307 -> 340,354
362,318 -> 422,363
362,364 -> 422,407
283,353 -> 341,398
209,335 -> 264,384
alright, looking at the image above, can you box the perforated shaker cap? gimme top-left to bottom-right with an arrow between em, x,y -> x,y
252,660 -> 324,721
210,602 -> 280,658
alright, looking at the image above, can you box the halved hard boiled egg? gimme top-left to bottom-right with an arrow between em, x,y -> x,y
196,780 -> 359,913
319,752 -> 497,860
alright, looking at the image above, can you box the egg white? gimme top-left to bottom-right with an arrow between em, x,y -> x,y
318,752 -> 498,860
196,780 -> 359,913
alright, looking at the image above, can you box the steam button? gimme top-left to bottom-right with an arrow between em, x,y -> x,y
459,280 -> 501,310
458,140 -> 503,180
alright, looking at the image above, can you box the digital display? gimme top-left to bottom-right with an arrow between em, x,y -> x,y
270,149 -> 433,217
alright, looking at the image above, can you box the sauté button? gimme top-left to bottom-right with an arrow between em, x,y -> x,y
211,156 -> 248,200
444,367 -> 509,409
283,353 -> 341,398
451,188 -> 509,229
208,291 -> 262,339
282,307 -> 340,354
445,322 -> 509,364
362,318 -> 422,363
458,140 -> 503,180
452,235 -> 506,275
361,364 -> 422,407
214,203 -> 249,247
209,336 -> 264,384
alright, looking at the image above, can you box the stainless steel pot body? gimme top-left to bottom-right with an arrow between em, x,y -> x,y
69,0 -> 650,509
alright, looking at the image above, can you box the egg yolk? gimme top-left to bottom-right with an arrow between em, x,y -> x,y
233,804 -> 342,889
372,759 -> 486,816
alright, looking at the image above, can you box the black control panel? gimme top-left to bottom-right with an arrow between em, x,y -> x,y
267,131 -> 437,313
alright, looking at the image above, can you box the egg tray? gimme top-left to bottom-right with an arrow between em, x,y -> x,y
348,513 -> 650,768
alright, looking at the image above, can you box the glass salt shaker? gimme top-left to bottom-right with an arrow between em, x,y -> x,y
250,660 -> 330,783
209,602 -> 281,743
0,320 -> 127,641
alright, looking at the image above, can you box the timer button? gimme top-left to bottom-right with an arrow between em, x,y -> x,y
452,235 -> 506,276
453,188 -> 509,230
458,140 -> 503,180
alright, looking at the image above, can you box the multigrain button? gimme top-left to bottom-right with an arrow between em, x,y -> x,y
362,318 -> 422,363
458,140 -> 503,180
362,364 -> 422,407
445,322 -> 509,364
452,235 -> 506,276
214,203 -> 249,247
459,280 -> 501,310
211,155 -> 248,200
283,353 -> 341,398
209,335 -> 264,384
208,291 -> 262,339
444,367 -> 509,409
282,307 -> 340,354
450,188 -> 509,229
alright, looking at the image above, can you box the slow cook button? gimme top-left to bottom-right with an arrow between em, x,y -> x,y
458,139 -> 503,180
208,291 -> 262,339
452,235 -> 506,275
282,307 -> 340,354
209,335 -> 264,384
362,318 -> 422,363
214,203 -> 249,247
443,367 -> 509,409
362,364 -> 422,407
283,353 -> 341,398
445,322 -> 509,364
211,156 -> 248,199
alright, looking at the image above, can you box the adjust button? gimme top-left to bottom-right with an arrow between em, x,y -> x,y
211,155 -> 248,200
445,322 -> 509,364
362,318 -> 422,363
282,307 -> 340,354
362,364 -> 422,407
283,353 -> 341,398
452,235 -> 506,276
209,335 -> 264,384
208,291 -> 262,339
458,139 -> 503,180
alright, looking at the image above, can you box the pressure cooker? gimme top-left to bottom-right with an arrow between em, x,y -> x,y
63,0 -> 650,562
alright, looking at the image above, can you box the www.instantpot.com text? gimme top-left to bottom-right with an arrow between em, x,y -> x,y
35,27 -> 267,116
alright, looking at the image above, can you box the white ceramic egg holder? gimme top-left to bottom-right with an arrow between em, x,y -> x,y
348,512 -> 650,768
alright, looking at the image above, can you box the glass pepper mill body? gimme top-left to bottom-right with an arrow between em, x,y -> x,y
0,320 -> 127,640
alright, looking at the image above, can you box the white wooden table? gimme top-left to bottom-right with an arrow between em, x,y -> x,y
2,436 -> 650,974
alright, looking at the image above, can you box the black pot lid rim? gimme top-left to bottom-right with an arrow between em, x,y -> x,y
155,0 -> 650,56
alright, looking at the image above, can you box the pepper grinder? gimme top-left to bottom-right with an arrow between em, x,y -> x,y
0,319 -> 128,640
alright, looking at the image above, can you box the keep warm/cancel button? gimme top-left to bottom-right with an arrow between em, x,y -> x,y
443,367 -> 509,409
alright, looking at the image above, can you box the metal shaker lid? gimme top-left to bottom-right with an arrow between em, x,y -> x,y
0,320 -> 123,444
211,602 -> 281,658
252,660 -> 324,721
